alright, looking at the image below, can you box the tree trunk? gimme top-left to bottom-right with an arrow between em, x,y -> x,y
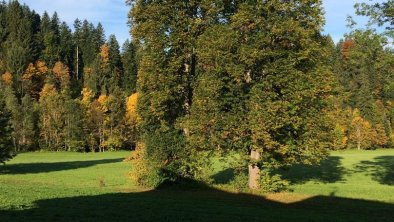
357,126 -> 361,150
248,149 -> 261,190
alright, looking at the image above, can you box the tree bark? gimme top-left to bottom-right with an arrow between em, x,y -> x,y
248,149 -> 261,190
357,126 -> 361,150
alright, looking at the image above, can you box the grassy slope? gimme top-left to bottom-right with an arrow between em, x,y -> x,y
0,150 -> 393,221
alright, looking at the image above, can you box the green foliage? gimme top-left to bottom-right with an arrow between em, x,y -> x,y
228,170 -> 249,192
0,1 -> 138,153
334,29 -> 394,150
129,0 -> 335,189
355,0 -> 394,30
0,90 -> 13,164
102,136 -> 123,152
63,93 -> 85,152
40,12 -> 60,67
259,170 -> 290,193
121,39 -> 138,94
1,86 -> 36,151
128,143 -> 172,188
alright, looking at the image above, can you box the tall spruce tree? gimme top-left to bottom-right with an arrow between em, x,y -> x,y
0,90 -> 13,164
121,39 -> 138,94
40,11 -> 60,67
107,35 -> 123,93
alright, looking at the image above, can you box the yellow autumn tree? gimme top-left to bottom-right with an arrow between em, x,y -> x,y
82,94 -> 108,152
97,94 -> 108,112
81,87 -> 94,106
349,109 -> 375,150
36,60 -> 49,74
1,72 -> 13,85
100,44 -> 110,68
332,124 -> 348,150
21,61 -> 48,100
373,124 -> 388,147
39,83 -> 65,150
22,63 -> 39,98
124,93 -> 140,148
52,61 -> 70,89
126,93 -> 139,123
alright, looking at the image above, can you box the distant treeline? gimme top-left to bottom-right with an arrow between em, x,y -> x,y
0,0 -> 138,153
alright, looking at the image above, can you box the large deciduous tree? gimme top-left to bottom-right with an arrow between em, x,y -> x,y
128,0 -> 335,189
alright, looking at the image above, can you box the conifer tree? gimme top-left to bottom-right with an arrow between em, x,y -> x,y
121,39 -> 138,94
107,35 -> 123,93
0,90 -> 13,164
59,22 -> 75,71
63,90 -> 85,151
337,29 -> 394,148
40,12 -> 60,67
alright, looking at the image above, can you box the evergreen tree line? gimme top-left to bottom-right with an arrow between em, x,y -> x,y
0,0 -> 138,153
330,29 -> 394,151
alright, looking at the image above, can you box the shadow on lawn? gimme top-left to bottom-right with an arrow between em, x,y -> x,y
212,168 -> 236,184
354,156 -> 394,185
213,156 -> 347,185
0,158 -> 123,174
0,182 -> 393,222
278,156 -> 347,184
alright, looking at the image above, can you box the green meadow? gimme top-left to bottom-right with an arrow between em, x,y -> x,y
1,150 -> 393,222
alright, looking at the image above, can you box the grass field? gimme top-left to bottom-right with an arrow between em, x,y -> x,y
0,150 -> 393,221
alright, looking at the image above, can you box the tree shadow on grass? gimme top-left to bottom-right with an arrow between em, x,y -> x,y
213,157 -> 347,185
353,156 -> 394,185
212,168 -> 235,184
277,156 -> 347,184
0,182 -> 393,222
0,158 -> 124,174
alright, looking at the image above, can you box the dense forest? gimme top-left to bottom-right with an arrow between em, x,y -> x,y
0,0 -> 138,159
1,0 -> 394,190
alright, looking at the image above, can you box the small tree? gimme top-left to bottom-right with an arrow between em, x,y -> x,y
349,109 -> 375,150
124,93 -> 139,149
373,123 -> 388,147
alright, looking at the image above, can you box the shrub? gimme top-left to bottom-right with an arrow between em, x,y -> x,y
259,169 -> 290,193
229,171 -> 248,192
128,142 -> 168,188
102,136 -> 123,151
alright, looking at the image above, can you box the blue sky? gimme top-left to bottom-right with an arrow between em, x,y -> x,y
19,0 -> 382,44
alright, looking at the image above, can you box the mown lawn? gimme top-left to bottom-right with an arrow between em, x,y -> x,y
0,150 -> 393,221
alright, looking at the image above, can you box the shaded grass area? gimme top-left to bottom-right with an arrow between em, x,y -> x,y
0,158 -> 123,174
287,150 -> 394,201
354,156 -> 394,185
278,156 -> 347,184
1,188 -> 394,222
1,150 -> 394,221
